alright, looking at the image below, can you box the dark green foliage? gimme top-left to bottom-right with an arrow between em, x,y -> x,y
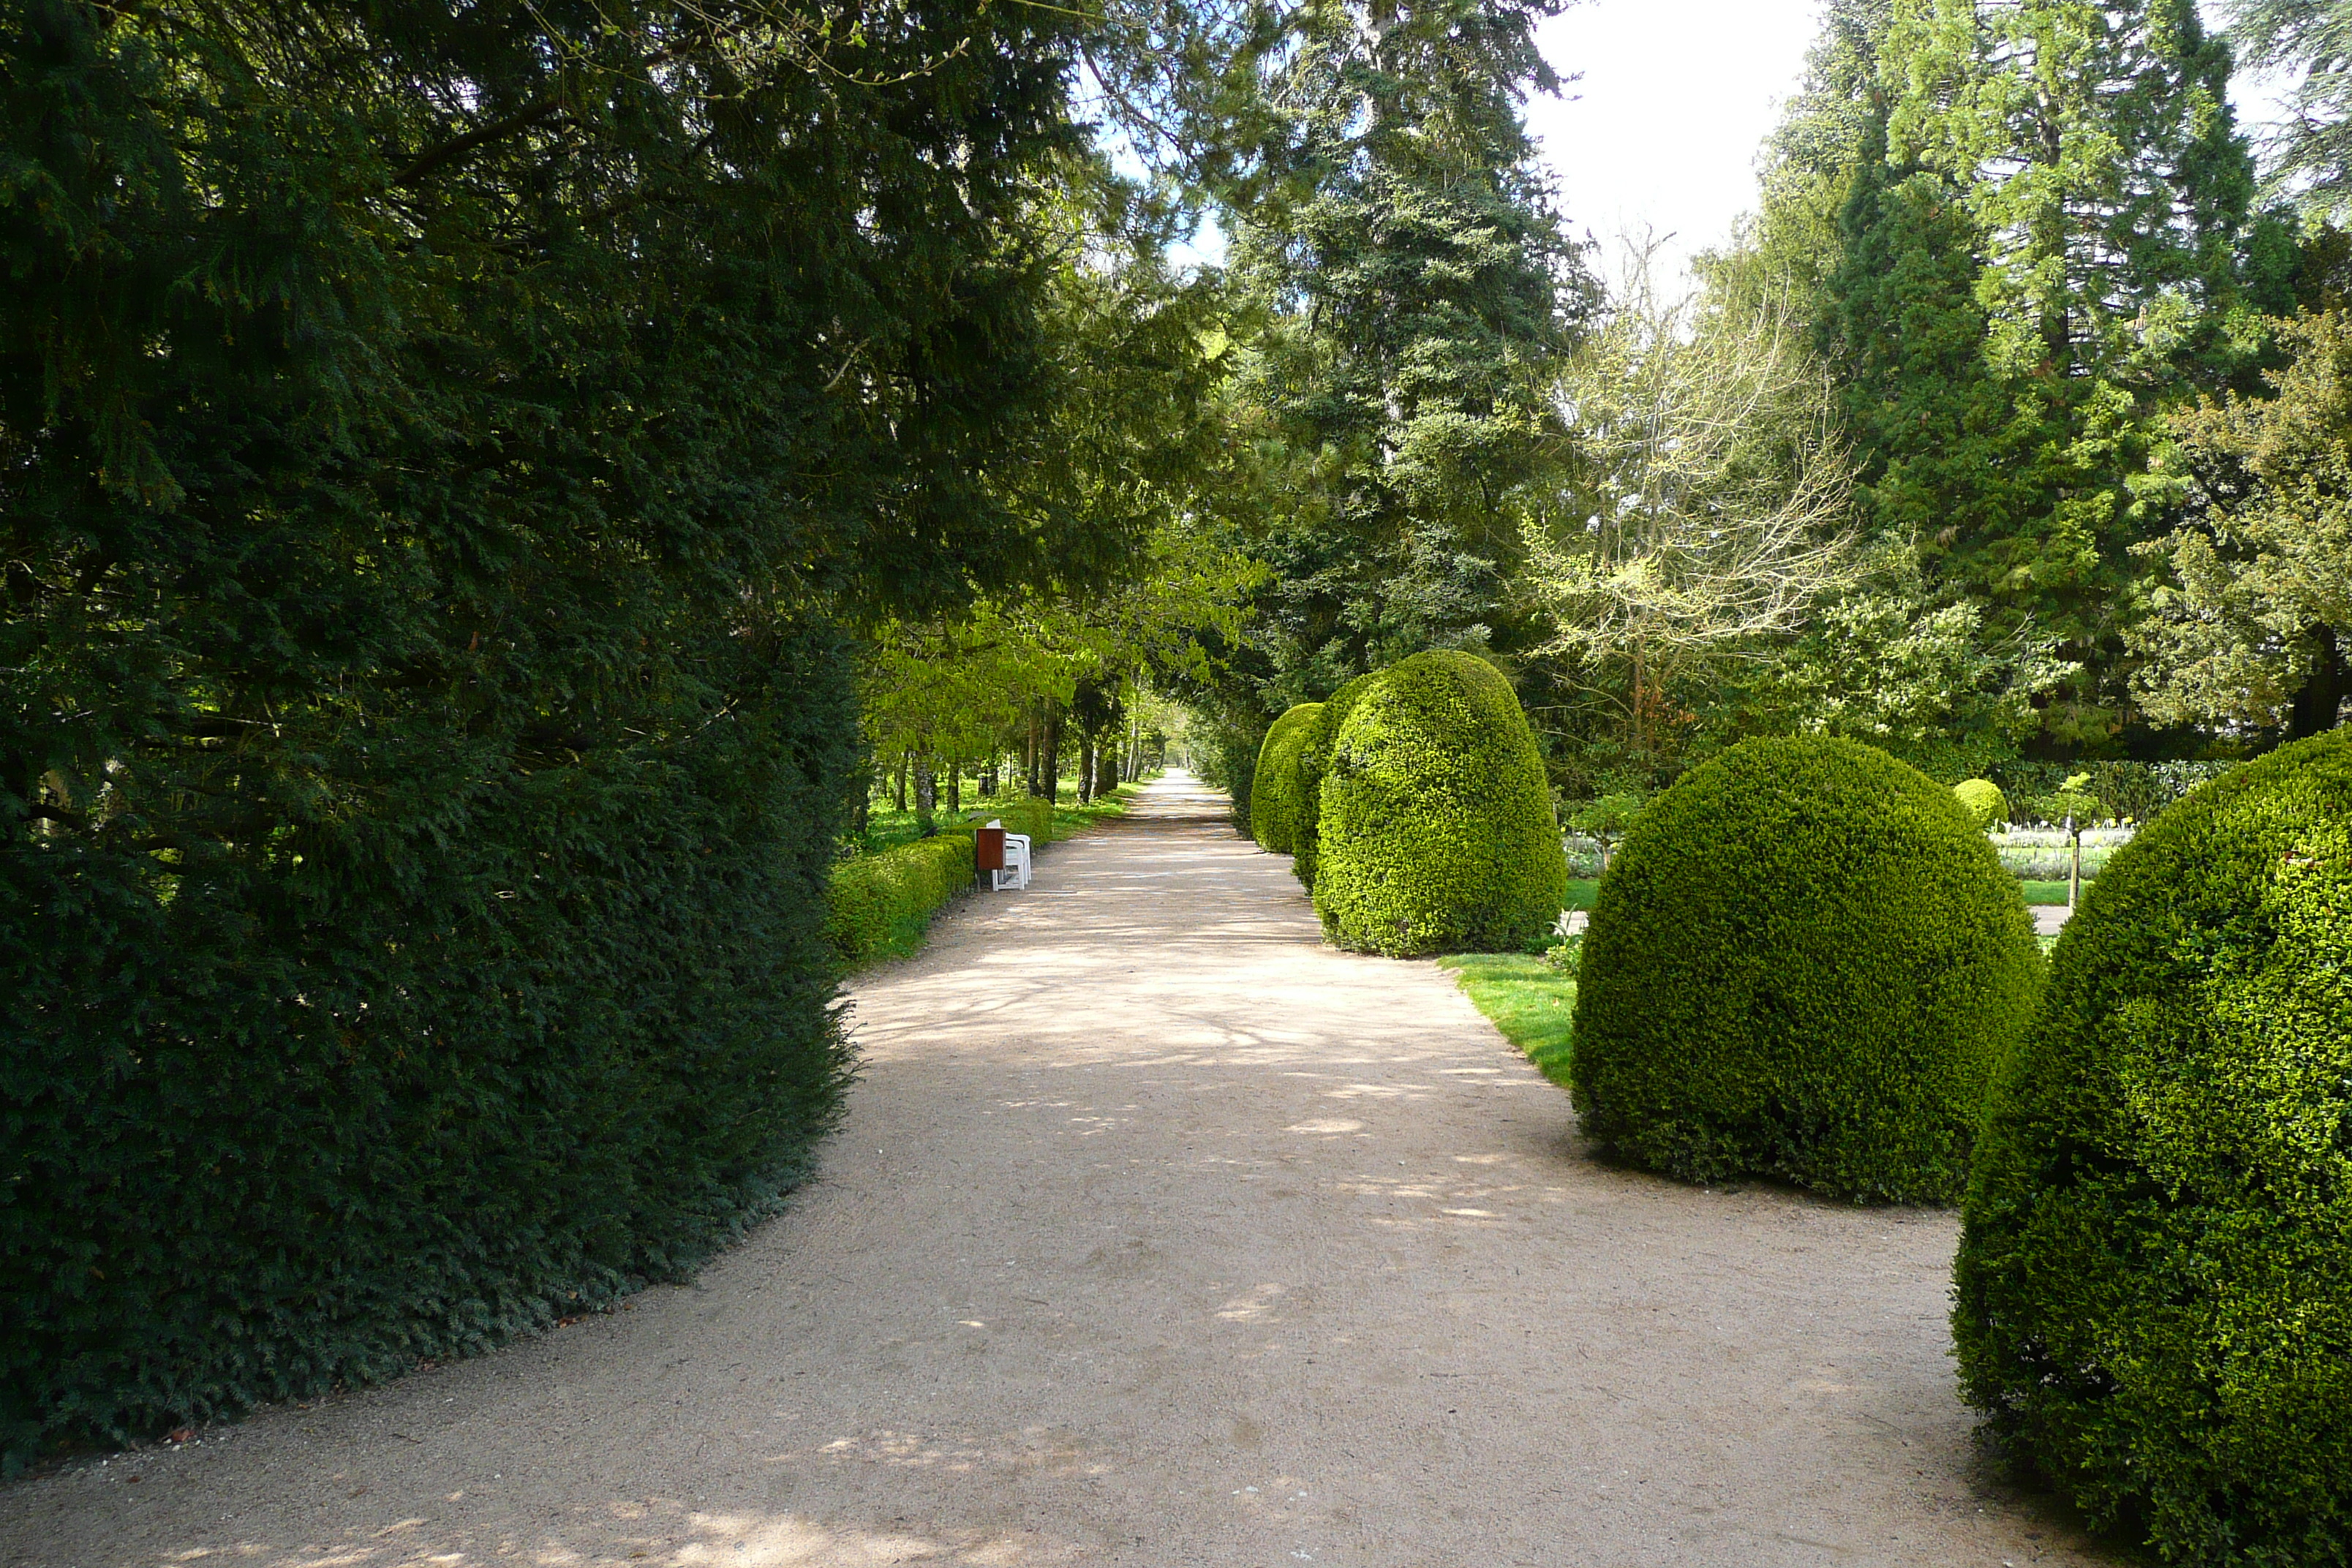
827,836 -> 979,968
1,0 -> 1085,1466
1953,731 -> 2352,1564
1249,704 -> 1322,853
1954,778 -> 2010,830
1571,737 -> 2043,1203
1315,651 -> 1564,956
1292,672 -> 1379,890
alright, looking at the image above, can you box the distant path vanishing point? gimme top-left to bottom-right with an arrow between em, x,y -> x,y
5,769 -> 2101,1567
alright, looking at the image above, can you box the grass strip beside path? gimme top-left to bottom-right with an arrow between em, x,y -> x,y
1439,953 -> 1575,1089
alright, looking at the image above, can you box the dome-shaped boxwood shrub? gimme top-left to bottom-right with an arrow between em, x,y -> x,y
1953,731 -> 2352,1565
1292,671 -> 1381,893
1248,703 -> 1322,853
1314,651 -> 1564,956
1953,777 -> 2008,831
1570,736 -> 2042,1203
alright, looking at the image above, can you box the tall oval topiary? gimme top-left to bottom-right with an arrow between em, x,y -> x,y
1953,731 -> 2352,1565
1248,704 -> 1322,853
1292,671 -> 1381,893
1953,777 -> 2009,831
1314,651 -> 1564,956
1570,736 -> 2042,1203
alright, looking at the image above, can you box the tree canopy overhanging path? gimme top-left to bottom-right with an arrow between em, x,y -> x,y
5,773 -> 2100,1567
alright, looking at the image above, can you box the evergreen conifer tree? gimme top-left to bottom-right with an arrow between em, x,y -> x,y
1225,0 -> 1589,696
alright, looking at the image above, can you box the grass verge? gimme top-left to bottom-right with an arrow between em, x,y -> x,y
2019,879 -> 2081,905
1439,952 -> 1576,1089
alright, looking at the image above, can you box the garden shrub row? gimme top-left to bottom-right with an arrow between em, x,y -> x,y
1249,704 -> 1322,854
826,834 -> 981,968
1248,655 -> 1565,958
1570,737 -> 2043,1204
1952,730 -> 2352,1566
1556,729 -> 2352,1564
1315,652 -> 1564,957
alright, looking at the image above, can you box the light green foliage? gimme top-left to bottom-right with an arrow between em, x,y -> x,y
1316,651 -> 1566,956
2037,772 -> 2106,828
1249,704 -> 1323,853
1955,730 -> 2352,1564
1292,673 -> 1380,890
1439,954 -> 1576,1088
1571,736 -> 2043,1203
1569,792 -> 1647,875
1953,778 -> 2010,830
826,837 -> 980,969
2134,311 -> 2352,736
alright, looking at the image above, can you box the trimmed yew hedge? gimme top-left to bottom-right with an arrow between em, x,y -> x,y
1249,704 -> 1322,854
826,834 -> 979,968
1570,736 -> 2042,1203
1314,652 -> 1564,956
1954,731 -> 2352,1565
1953,777 -> 2009,831
1292,672 -> 1379,893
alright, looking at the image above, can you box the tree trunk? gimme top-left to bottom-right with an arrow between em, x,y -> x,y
1025,707 -> 1041,796
1078,733 -> 1096,803
913,749 -> 937,833
2068,817 -> 2081,911
892,751 -> 908,812
1039,703 -> 1063,802
947,760 -> 961,815
2290,625 -> 2347,739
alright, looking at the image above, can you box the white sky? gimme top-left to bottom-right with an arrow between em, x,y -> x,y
1525,0 -> 2294,289
1526,0 -> 1821,283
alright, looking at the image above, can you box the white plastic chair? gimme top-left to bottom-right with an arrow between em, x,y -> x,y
984,820 -> 1033,891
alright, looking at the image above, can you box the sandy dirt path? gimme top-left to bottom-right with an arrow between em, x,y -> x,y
6,772 -> 2104,1567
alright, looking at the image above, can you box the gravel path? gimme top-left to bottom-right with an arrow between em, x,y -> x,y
6,772 -> 2104,1567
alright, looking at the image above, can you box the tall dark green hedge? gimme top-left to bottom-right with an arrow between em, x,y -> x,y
1,0 -> 1089,1469
1954,731 -> 2352,1564
1249,703 -> 1322,853
1571,736 -> 2042,1203
1292,671 -> 1379,892
1315,651 -> 1564,955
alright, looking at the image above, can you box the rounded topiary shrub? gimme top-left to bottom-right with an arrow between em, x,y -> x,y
1953,777 -> 2008,831
1953,731 -> 2352,1565
1292,671 -> 1381,893
1569,736 -> 2042,1203
1314,650 -> 1564,956
1248,703 -> 1322,853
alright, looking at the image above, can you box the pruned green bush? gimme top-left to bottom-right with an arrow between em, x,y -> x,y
1953,777 -> 2009,831
1292,672 -> 1380,892
1953,731 -> 2352,1565
1314,651 -> 1564,955
1249,704 -> 1322,853
1570,736 -> 2042,1203
826,834 -> 979,968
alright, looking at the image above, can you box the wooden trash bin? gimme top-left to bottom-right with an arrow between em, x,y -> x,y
973,826 -> 1007,873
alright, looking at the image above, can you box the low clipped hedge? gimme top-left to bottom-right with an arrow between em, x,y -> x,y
961,796 -> 1053,845
826,834 -> 977,968
1953,731 -> 2352,1564
1315,651 -> 1564,956
1570,736 -> 2042,1203
1249,703 -> 1322,854
1292,672 -> 1379,893
1953,777 -> 2008,831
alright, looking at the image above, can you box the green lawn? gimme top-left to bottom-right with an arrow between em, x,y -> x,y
1438,952 -> 1576,1089
856,775 -> 1143,853
1565,877 -> 1600,910
2020,879 -> 2078,905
